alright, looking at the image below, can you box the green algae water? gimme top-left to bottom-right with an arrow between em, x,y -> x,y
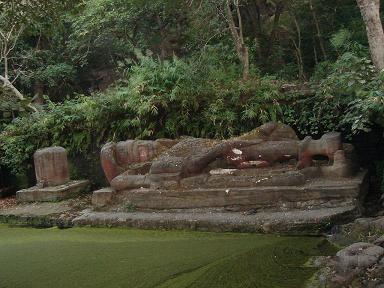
0,225 -> 335,288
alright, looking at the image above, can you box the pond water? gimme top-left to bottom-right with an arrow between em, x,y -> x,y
0,225 -> 336,288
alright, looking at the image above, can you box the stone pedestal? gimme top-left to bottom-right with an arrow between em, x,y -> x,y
17,146 -> 89,202
17,180 -> 89,202
92,122 -> 366,215
92,171 -> 367,211
34,147 -> 70,187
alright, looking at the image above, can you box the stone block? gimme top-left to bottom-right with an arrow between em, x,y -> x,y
16,180 -> 89,202
92,187 -> 115,207
374,235 -> 384,247
34,147 -> 70,187
335,242 -> 384,272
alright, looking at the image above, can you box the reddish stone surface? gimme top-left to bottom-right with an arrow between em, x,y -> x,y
99,123 -> 355,194
297,132 -> 342,169
100,142 -> 124,184
101,140 -> 174,184
34,147 -> 70,187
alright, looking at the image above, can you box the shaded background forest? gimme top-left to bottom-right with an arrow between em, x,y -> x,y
0,0 -> 383,197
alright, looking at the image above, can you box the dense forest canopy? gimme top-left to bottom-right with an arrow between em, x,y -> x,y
0,0 -> 383,177
0,0 -> 377,96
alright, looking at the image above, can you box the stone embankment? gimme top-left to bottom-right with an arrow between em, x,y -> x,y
0,196 -> 357,235
309,214 -> 384,287
2,196 -> 384,287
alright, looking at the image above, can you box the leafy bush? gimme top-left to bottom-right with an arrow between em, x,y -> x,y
283,52 -> 384,137
0,56 -> 283,174
3,50 -> 383,177
0,86 -> 33,131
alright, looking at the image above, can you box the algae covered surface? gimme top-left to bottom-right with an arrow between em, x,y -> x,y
0,225 -> 335,288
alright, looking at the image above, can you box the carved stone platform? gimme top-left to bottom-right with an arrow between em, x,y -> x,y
93,171 -> 367,211
92,122 -> 367,216
17,180 -> 89,202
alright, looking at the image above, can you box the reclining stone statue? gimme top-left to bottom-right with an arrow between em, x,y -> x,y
100,122 -> 356,192
92,121 -> 364,210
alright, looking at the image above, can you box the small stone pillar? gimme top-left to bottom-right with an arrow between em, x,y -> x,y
16,146 -> 89,202
34,147 -> 70,187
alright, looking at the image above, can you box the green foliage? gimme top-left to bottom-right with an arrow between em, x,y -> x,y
283,51 -> 384,137
3,49 -> 384,175
0,55 -> 283,174
69,0 -> 186,67
1,0 -> 384,182
0,86 -> 32,130
330,29 -> 353,52
0,0 -> 80,104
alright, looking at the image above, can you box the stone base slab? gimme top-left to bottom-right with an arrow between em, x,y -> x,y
101,171 -> 367,211
73,205 -> 358,235
92,187 -> 114,207
0,201 -> 358,234
16,180 -> 90,202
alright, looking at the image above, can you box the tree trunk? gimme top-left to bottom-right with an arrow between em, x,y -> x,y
156,14 -> 167,60
266,1 -> 284,59
225,0 -> 250,80
357,0 -> 384,72
244,5 -> 262,60
33,81 -> 45,105
0,75 -> 24,100
0,75 -> 38,112
309,0 -> 327,60
33,33 -> 45,105
242,46 -> 250,80
291,16 -> 306,81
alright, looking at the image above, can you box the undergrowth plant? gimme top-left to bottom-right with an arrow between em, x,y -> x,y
283,51 -> 384,138
0,56 -> 283,174
1,50 -> 383,177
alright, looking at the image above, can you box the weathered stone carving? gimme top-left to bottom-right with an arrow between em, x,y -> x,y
34,147 -> 70,187
17,146 -> 89,202
94,122 -> 365,210
297,132 -> 342,169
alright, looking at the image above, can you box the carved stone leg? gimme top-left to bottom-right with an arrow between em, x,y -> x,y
100,142 -> 124,183
321,150 -> 356,178
110,170 -> 150,191
298,132 -> 342,169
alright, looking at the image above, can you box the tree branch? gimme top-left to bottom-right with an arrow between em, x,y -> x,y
0,75 -> 38,112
